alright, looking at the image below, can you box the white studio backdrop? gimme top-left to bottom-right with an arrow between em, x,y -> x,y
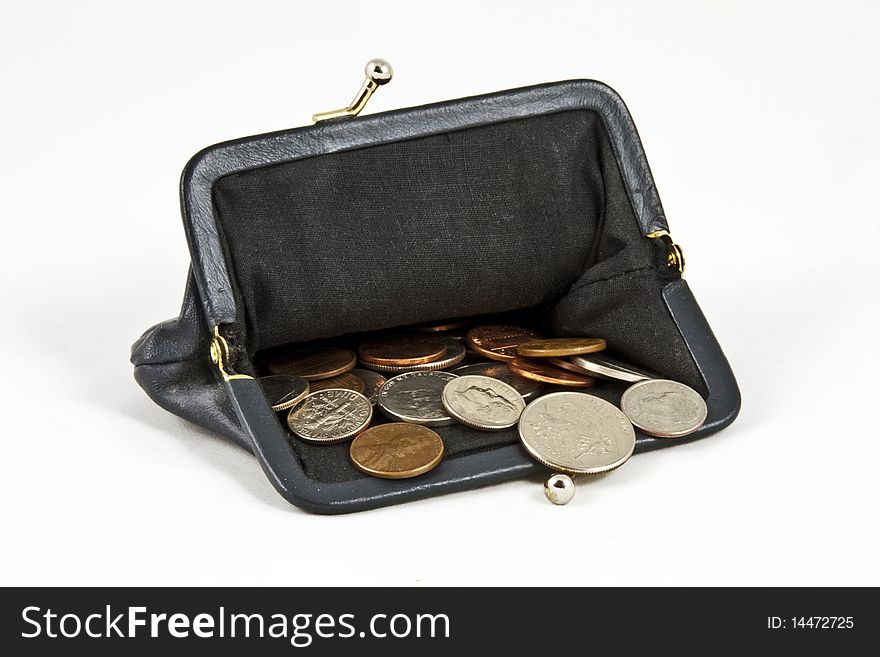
1,0 -> 877,585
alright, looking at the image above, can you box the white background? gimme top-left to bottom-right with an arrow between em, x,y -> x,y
2,0 -> 878,586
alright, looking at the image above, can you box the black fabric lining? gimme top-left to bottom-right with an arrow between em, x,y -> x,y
210,109 -> 705,483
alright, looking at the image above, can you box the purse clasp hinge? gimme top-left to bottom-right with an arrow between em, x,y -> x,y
646,230 -> 686,275
210,326 -> 251,381
312,59 -> 393,123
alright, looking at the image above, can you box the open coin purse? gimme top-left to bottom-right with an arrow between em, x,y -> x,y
132,69 -> 740,513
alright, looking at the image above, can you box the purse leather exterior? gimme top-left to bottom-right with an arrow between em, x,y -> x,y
131,80 -> 741,513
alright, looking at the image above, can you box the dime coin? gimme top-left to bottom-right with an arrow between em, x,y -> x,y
268,347 -> 356,381
258,375 -> 310,412
518,392 -> 636,474
466,325 -> 542,362
350,369 -> 386,404
307,371 -> 365,394
508,358 -> 595,387
358,338 -> 465,373
377,371 -> 458,426
620,379 -> 707,438
358,334 -> 447,366
517,337 -> 606,357
287,389 -> 372,444
349,423 -> 445,479
568,353 -> 653,383
441,375 -> 526,431
451,361 -> 544,400
410,317 -> 469,333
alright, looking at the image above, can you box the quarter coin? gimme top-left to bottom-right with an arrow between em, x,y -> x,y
358,334 -> 447,366
349,423 -> 445,479
518,392 -> 636,474
268,347 -> 356,381
451,361 -> 544,400
567,354 -> 653,383
350,369 -> 386,404
377,371 -> 458,426
620,379 -> 707,438
258,375 -> 310,412
286,389 -> 372,444
509,358 -> 595,387
466,325 -> 542,362
307,371 -> 365,394
358,338 -> 465,373
517,337 -> 606,357
441,375 -> 526,431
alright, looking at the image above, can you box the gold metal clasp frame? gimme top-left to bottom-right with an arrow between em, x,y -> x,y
210,326 -> 251,381
646,230 -> 686,275
312,59 -> 393,123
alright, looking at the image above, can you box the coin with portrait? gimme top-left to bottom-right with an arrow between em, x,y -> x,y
441,375 -> 525,431
620,379 -> 707,438
349,423 -> 445,479
377,371 -> 458,426
452,361 -> 544,400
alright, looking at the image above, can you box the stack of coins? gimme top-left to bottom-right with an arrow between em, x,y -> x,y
255,318 -> 709,498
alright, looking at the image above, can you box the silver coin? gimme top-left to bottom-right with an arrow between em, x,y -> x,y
359,337 -> 465,373
350,369 -> 386,404
441,375 -> 526,431
451,361 -> 544,399
568,353 -> 653,383
287,389 -> 373,444
620,378 -> 707,438
377,371 -> 458,426
258,375 -> 310,412
518,391 -> 636,475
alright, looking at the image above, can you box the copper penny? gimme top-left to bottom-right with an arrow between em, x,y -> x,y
465,325 -> 542,362
307,371 -> 365,394
358,334 -> 447,366
349,423 -> 445,479
410,318 -> 470,333
547,357 -> 597,376
267,347 -> 356,381
508,358 -> 595,387
517,337 -> 607,358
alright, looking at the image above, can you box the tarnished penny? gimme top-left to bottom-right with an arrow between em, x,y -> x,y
508,358 -> 595,387
410,318 -> 469,333
441,375 -> 526,431
268,347 -> 356,381
349,423 -> 445,479
466,325 -> 542,362
547,357 -> 598,376
286,389 -> 372,444
620,379 -> 707,438
307,371 -> 365,394
377,371 -> 458,426
350,369 -> 386,404
358,334 -> 447,366
517,337 -> 606,358
568,353 -> 653,383
359,338 -> 465,373
258,375 -> 310,412
452,361 -> 544,400
518,391 -> 636,474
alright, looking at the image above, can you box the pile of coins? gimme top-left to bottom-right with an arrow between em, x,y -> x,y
259,319 -> 708,504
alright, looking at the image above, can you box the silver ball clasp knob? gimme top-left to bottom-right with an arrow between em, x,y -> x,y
365,58 -> 393,85
544,473 -> 576,505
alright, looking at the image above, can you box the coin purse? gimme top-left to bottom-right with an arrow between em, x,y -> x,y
132,70 -> 740,513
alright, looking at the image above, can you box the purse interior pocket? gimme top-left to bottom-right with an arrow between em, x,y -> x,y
208,109 -> 704,483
